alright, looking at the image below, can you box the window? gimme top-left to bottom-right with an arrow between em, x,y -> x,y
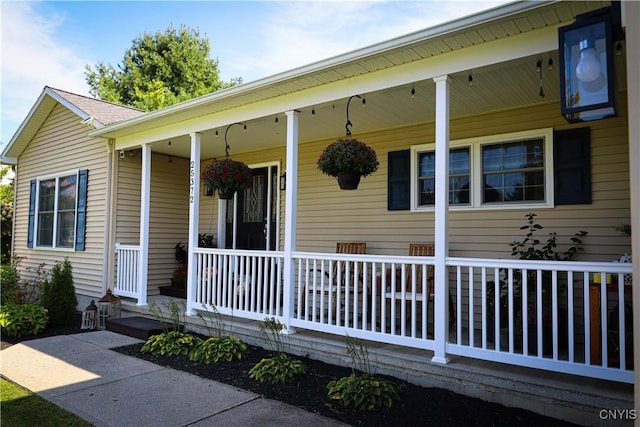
481,139 -> 544,203
28,170 -> 88,250
410,129 -> 554,211
418,148 -> 470,206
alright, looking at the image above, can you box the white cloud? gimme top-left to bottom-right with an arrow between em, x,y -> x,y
1,2 -> 90,145
227,1 -> 512,81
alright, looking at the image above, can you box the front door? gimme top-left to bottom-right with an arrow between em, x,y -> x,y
226,166 -> 277,250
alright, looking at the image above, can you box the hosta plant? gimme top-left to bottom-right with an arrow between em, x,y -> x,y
189,336 -> 249,364
248,353 -> 306,384
327,373 -> 402,410
140,331 -> 202,357
326,335 -> 402,410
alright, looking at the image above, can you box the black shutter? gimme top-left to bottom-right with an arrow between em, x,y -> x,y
75,169 -> 89,251
554,128 -> 591,205
388,150 -> 410,211
27,179 -> 36,248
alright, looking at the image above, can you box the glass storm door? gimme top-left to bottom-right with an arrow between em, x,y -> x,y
226,166 -> 277,250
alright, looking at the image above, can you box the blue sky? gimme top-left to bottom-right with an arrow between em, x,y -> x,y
1,0 -> 511,147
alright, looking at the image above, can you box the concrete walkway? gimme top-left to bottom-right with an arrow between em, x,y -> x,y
0,331 -> 348,427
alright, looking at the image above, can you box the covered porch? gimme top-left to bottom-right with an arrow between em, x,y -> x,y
115,246 -> 634,385
96,0 -> 637,409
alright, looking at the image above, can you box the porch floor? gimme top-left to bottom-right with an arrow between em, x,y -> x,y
120,296 -> 633,426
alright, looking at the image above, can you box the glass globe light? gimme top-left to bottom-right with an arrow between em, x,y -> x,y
575,40 -> 601,82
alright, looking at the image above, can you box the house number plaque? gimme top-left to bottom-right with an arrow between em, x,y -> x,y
189,161 -> 195,203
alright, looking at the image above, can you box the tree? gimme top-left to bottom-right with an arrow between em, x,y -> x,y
1,166 -> 14,264
85,25 -> 241,111
41,259 -> 78,327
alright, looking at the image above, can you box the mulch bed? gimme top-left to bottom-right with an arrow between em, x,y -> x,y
2,318 -> 579,427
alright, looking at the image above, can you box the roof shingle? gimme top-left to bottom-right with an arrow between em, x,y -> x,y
49,87 -> 145,126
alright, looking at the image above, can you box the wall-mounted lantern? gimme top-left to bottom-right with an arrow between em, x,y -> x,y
280,171 -> 286,191
558,7 -> 617,123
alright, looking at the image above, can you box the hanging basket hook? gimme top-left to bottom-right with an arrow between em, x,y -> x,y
345,95 -> 362,137
224,122 -> 244,158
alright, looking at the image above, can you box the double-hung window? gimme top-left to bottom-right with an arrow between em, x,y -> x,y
418,148 -> 470,206
28,170 -> 88,250
481,139 -> 545,204
411,128 -> 553,210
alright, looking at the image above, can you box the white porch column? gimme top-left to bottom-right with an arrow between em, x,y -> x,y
186,132 -> 201,315
282,110 -> 299,333
137,143 -> 151,306
217,201 -> 227,249
622,1 -> 640,413
432,75 -> 450,364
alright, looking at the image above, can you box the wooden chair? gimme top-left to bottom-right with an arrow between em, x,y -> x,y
407,243 -> 435,297
407,243 -> 454,325
305,242 -> 366,319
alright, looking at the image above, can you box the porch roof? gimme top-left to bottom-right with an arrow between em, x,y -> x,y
90,0 -> 613,159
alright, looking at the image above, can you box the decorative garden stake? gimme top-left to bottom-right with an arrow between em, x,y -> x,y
317,95 -> 379,190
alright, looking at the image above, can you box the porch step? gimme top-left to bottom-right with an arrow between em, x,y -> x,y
158,285 -> 186,298
106,316 -> 172,340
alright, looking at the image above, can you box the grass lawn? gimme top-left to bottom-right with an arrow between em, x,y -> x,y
0,377 -> 93,427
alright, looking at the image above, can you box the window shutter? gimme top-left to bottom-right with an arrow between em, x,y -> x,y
75,169 -> 89,251
27,179 -> 36,248
388,150 -> 410,211
554,128 -> 591,205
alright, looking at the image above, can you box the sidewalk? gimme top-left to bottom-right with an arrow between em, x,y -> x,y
0,331 -> 348,427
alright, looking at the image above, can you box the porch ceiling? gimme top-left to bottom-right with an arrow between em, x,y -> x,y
100,0 -> 622,160
149,47 -> 626,161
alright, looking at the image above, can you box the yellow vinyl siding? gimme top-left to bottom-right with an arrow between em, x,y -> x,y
296,100 -> 629,335
294,96 -> 630,261
12,104 -> 109,299
115,153 -> 189,294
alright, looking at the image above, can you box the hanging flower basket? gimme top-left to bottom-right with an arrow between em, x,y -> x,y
336,172 -> 361,190
201,158 -> 253,199
317,138 -> 379,190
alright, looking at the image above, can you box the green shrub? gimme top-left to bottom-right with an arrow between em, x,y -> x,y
327,373 -> 402,410
0,303 -> 49,337
249,353 -> 306,384
189,336 -> 249,363
326,335 -> 402,410
140,331 -> 202,357
0,263 -> 21,305
41,259 -> 77,327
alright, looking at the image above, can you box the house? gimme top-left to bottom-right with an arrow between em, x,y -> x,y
2,1 -> 638,423
1,87 -> 144,297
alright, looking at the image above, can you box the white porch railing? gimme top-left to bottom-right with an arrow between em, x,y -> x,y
121,247 -> 633,383
114,244 -> 140,298
291,252 -> 436,350
446,257 -> 633,383
192,248 -> 285,321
